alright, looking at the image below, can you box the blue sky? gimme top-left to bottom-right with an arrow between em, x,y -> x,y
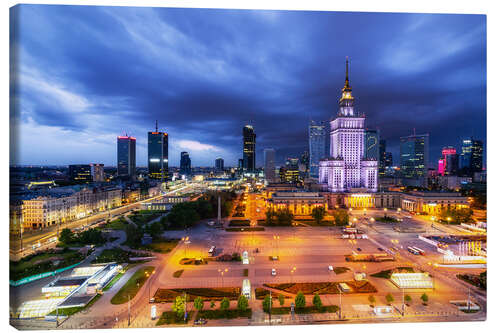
10,5 -> 486,168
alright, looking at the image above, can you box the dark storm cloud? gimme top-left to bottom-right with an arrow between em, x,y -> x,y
10,5 -> 486,167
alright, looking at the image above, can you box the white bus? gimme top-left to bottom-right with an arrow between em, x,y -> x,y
208,246 -> 216,255
412,247 -> 426,255
407,246 -> 421,255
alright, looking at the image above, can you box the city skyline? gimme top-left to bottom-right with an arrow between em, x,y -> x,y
10,6 -> 486,168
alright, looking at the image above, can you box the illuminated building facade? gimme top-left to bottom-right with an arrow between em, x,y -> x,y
365,129 -> 379,160
309,120 -> 329,178
400,191 -> 469,214
460,138 -> 483,176
242,125 -> 256,172
69,164 -> 105,182
148,122 -> 169,179
22,187 -> 122,229
267,192 -> 327,215
400,133 -> 429,182
319,58 -> 378,192
117,135 -> 136,178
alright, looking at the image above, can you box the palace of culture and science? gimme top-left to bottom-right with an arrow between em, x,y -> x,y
319,58 -> 378,193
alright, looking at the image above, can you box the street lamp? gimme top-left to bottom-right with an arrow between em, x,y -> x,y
363,208 -> 367,215
218,268 -> 228,286
290,267 -> 296,283
384,208 -> 387,218
447,217 -> 451,225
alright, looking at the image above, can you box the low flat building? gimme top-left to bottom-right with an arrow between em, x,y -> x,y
401,191 -> 469,214
267,192 -> 327,215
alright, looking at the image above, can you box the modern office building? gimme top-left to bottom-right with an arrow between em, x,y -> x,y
148,122 -> 168,180
308,120 -> 329,178
68,164 -> 92,182
318,58 -> 378,192
365,129 -> 380,160
117,135 -> 136,178
180,152 -> 191,176
460,138 -> 484,176
69,164 -> 104,182
284,158 -> 300,183
215,157 -> 224,171
264,148 -> 276,182
399,133 -> 429,181
242,125 -> 256,172
442,147 -> 458,176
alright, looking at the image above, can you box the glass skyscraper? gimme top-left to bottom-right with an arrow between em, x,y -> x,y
148,123 -> 168,180
308,120 -> 328,178
180,151 -> 191,176
400,134 -> 429,179
215,157 -> 224,171
460,138 -> 483,176
243,125 -> 256,171
117,135 -> 136,178
364,129 -> 379,160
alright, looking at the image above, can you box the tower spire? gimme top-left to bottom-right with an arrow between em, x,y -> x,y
155,120 -> 158,132
344,56 -> 350,89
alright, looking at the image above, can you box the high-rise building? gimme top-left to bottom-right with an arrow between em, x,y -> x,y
319,58 -> 378,192
242,125 -> 256,171
309,120 -> 328,178
399,133 -> 429,180
264,148 -> 276,182
471,139 -> 484,173
284,158 -> 300,183
148,121 -> 168,180
117,135 -> 136,178
215,157 -> 224,171
90,163 -> 105,182
365,129 -> 379,160
438,158 -> 445,176
378,139 -> 386,176
442,147 -> 458,176
384,152 -> 393,168
460,138 -> 483,176
180,152 -> 191,176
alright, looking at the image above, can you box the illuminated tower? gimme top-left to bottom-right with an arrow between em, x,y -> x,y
243,125 -> 256,172
318,58 -> 378,192
148,121 -> 169,180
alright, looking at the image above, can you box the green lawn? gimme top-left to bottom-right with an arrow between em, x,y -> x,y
173,270 -> 184,278
137,239 -> 180,253
333,267 -> 350,275
110,266 -> 155,304
92,248 -> 134,264
105,217 -> 129,230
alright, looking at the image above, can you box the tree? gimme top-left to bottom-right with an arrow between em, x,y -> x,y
295,291 -> 306,308
420,293 -> 429,305
368,295 -> 376,307
313,293 -> 323,310
237,295 -> 249,311
278,294 -> 285,307
171,296 -> 186,319
78,228 -> 104,245
194,297 -> 204,312
262,294 -> 273,313
210,300 -> 216,309
311,206 -> 326,224
332,209 -> 349,226
276,209 -> 293,226
385,293 -> 394,305
220,297 -> 230,311
404,295 -> 412,305
59,228 -> 74,244
149,222 -> 164,240
125,224 -> 142,246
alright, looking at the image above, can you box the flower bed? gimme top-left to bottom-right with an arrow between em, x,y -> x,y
153,288 -> 241,302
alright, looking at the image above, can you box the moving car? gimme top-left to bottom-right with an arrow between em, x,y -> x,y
357,248 -> 362,251
271,256 -> 278,261
377,247 -> 384,251
271,268 -> 276,276
328,265 -> 334,271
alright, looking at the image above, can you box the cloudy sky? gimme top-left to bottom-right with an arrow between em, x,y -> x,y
10,5 -> 486,168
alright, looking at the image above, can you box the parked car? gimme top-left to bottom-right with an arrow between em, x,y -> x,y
357,248 -> 362,251
377,247 -> 384,251
194,319 -> 207,325
271,268 -> 276,276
